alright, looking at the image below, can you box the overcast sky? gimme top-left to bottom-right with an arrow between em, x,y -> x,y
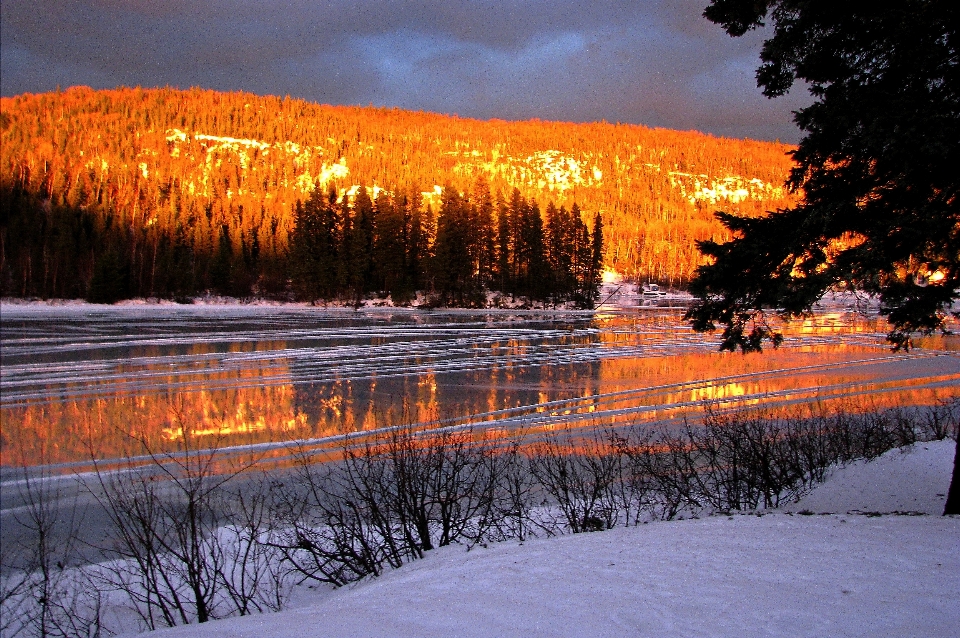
0,0 -> 810,142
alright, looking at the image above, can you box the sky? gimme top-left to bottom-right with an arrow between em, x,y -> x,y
0,0 -> 811,143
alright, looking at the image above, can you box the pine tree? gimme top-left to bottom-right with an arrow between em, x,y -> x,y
87,248 -> 130,304
373,190 -> 409,302
290,184 -> 341,301
210,224 -> 233,295
587,211 -> 604,308
572,204 -> 593,308
346,186 -> 375,306
495,191 -> 512,294
405,186 -> 429,295
432,187 -> 479,305
471,177 -> 497,290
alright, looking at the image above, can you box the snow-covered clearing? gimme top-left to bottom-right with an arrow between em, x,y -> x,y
119,440 -> 959,638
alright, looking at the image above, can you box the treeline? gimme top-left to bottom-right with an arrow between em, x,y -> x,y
291,180 -> 603,307
0,171 -> 602,305
0,87 -> 797,299
3,402 -> 956,635
0,174 -> 288,302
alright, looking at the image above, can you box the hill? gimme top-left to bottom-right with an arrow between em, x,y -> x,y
0,87 -> 797,301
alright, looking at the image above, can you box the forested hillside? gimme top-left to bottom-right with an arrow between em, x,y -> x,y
0,86 -> 796,302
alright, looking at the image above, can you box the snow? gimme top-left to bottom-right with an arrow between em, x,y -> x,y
782,441 -> 954,515
116,440 -> 959,638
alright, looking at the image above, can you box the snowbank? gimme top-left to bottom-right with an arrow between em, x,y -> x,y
119,440 -> 959,638
782,439 -> 954,515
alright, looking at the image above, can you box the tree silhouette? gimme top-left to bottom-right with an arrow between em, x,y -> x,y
693,0 -> 959,514
689,1 -> 959,352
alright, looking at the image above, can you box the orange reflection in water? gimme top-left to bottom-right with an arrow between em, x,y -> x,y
2,312 -> 958,469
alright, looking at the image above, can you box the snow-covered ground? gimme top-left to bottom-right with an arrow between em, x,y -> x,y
118,440 -> 959,638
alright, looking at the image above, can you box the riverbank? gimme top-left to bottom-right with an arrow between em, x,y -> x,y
0,280 -> 696,313
122,439 -> 958,638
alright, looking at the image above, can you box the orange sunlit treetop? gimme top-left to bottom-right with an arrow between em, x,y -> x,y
0,86 -> 798,296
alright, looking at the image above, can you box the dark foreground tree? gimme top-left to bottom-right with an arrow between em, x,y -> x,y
689,1 -> 959,352
946,438 -> 960,515
691,1 -> 960,513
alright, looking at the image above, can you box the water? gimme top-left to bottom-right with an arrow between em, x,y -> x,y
2,302 -> 959,470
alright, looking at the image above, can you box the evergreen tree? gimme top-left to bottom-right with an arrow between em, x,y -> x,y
692,0 -> 960,351
495,191 -> 512,294
87,248 -> 129,304
546,202 -> 575,302
572,204 -> 593,308
471,177 -> 497,290
345,186 -> 375,306
587,211 -> 604,308
373,189 -> 410,301
524,200 -> 548,300
510,194 -> 547,300
432,187 -> 480,305
335,192 -> 354,298
404,186 -> 429,295
290,184 -> 340,301
210,223 -> 233,294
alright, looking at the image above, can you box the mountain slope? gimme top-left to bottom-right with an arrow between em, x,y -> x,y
0,86 -> 797,299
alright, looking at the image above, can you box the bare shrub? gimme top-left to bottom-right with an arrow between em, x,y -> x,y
621,424 -> 704,520
528,429 -> 637,532
218,473 -> 289,615
1,462 -> 102,638
271,424 -> 502,587
780,408 -> 839,489
88,413 -> 270,630
919,398 -> 960,441
486,439 -> 539,542
269,447 -> 401,587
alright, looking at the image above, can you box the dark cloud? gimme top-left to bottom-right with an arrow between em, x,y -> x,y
0,0 -> 808,142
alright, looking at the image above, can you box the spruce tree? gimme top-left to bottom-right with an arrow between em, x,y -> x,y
373,190 -> 409,302
588,211 -> 604,307
432,187 -> 478,305
346,187 -> 375,306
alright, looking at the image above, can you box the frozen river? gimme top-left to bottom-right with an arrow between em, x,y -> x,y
2,301 -> 959,470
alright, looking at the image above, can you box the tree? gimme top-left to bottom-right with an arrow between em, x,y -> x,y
431,187 -> 479,305
588,211 -> 604,307
691,1 -> 960,514
372,190 -> 408,300
87,248 -> 130,303
471,177 -> 497,290
290,185 -> 340,301
344,187 -> 375,306
688,1 -> 959,352
946,438 -> 960,515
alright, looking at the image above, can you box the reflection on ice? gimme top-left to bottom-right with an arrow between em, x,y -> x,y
1,304 -> 958,468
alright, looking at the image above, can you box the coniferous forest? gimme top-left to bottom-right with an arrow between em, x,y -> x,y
0,87 -> 796,304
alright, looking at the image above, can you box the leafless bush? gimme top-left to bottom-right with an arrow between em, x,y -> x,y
620,425 -> 704,520
1,466 -> 102,638
918,398 -> 960,441
217,474 -> 289,615
779,411 -> 837,489
9,396 -> 947,633
269,448 -> 401,587
486,439 -> 538,542
88,413 -> 280,630
271,425 -> 502,587
528,429 -> 642,532
92,457 -> 224,628
615,400 -> 958,519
